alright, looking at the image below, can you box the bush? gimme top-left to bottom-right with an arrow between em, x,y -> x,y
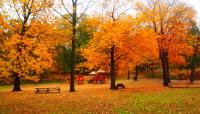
0,77 -> 13,85
144,70 -> 162,79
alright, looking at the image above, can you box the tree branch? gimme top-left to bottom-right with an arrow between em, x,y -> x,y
77,0 -> 93,21
4,17 -> 20,34
61,0 -> 73,17
12,0 -> 23,23
52,7 -> 72,24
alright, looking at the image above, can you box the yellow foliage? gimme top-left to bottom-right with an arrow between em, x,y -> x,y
0,0 -> 68,81
26,20 -> 69,50
81,17 -> 159,71
136,0 -> 195,65
1,34 -> 53,80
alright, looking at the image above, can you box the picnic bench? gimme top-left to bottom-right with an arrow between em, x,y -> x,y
115,83 -> 125,90
35,87 -> 61,94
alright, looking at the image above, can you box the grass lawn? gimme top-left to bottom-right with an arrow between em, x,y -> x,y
0,79 -> 200,114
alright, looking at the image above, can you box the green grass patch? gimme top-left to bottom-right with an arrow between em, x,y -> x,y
1,80 -> 200,113
117,88 -> 200,114
0,85 -> 12,91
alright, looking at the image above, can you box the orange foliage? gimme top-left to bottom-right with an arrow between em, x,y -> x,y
81,17 -> 159,73
0,0 -> 67,81
2,34 -> 53,81
135,0 -> 195,65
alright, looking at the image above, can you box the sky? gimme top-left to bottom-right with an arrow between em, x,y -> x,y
88,0 -> 200,24
181,0 -> 200,24
55,0 -> 200,24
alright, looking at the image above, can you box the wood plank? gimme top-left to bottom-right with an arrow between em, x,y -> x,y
35,87 -> 61,94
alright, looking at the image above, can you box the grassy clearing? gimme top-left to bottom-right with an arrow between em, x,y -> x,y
118,89 -> 200,114
0,79 -> 200,114
0,85 -> 12,92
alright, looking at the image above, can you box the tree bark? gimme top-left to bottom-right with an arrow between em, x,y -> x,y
83,67 -> 86,75
110,46 -> 116,89
127,71 -> 130,80
12,73 -> 22,92
190,47 -> 198,83
160,50 -> 170,86
69,1 -> 77,92
190,55 -> 196,82
134,65 -> 139,81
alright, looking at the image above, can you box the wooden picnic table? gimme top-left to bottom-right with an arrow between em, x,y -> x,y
35,87 -> 61,94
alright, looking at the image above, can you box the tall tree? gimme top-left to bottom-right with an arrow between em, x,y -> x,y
52,0 -> 93,92
100,0 -> 131,89
0,15 -> 9,79
136,0 -> 195,86
188,22 -> 200,82
82,16 -> 159,89
0,0 -> 59,91
82,18 -> 133,89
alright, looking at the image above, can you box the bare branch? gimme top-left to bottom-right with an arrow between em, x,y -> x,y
77,0 -> 93,21
107,0 -> 130,21
29,0 -> 44,21
4,17 -> 20,34
52,7 -> 72,24
116,8 -> 129,20
61,0 -> 73,17
72,0 -> 78,4
110,1 -> 117,21
12,0 -> 23,23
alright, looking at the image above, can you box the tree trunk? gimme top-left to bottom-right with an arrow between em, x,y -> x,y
83,67 -> 86,75
110,46 -> 116,89
127,71 -> 130,80
190,55 -> 196,82
160,50 -> 170,86
12,7 -> 30,92
69,35 -> 76,92
190,47 -> 198,83
12,73 -> 22,92
69,2 -> 77,92
134,65 -> 139,81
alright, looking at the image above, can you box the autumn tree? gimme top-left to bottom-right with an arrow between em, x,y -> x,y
97,0 -> 133,89
124,29 -> 159,81
83,18 -> 133,89
52,0 -> 93,92
82,0 -> 158,90
136,0 -> 195,86
0,15 -> 9,79
82,14 -> 159,89
188,22 -> 200,82
0,0 -> 58,91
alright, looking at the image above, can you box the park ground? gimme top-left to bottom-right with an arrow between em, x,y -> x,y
1,79 -> 200,114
